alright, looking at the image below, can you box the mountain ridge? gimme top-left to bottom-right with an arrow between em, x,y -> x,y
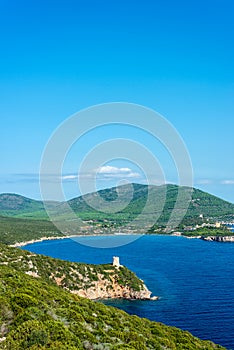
1,183 -> 234,218
0,184 -> 233,245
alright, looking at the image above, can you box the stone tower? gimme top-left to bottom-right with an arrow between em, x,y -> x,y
113,256 -> 120,268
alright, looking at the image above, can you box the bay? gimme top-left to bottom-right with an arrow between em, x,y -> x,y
23,234 -> 234,349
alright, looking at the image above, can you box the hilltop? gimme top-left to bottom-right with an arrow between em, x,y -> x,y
67,183 -> 234,229
0,193 -> 60,220
1,185 -> 234,223
0,193 -> 46,218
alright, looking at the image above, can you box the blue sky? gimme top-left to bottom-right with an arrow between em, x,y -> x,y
0,0 -> 234,202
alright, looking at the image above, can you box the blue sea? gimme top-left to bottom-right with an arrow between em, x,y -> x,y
23,234 -> 234,349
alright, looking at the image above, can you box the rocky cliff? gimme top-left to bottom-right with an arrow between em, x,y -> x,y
201,235 -> 234,242
69,270 -> 156,300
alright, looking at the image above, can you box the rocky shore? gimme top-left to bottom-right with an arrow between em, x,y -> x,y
70,274 -> 158,300
201,235 -> 234,242
9,234 -> 81,247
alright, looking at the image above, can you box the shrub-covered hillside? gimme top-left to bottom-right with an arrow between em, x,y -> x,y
0,216 -> 61,245
0,244 -> 146,299
0,265 -> 225,350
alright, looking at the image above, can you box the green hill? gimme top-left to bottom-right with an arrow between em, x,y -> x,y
2,185 -> 234,224
0,247 -> 225,349
0,193 -> 44,215
0,193 -> 48,219
67,184 -> 234,228
0,184 -> 233,244
0,216 -> 62,245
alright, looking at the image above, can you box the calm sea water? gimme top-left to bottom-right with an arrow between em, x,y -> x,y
23,234 -> 234,349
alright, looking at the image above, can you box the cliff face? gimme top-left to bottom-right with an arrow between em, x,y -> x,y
69,272 -> 154,300
50,264 -> 157,300
201,235 -> 234,242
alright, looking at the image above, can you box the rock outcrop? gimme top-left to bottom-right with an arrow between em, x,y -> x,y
201,235 -> 234,242
70,273 -> 156,300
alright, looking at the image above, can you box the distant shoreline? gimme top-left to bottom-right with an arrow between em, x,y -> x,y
10,235 -> 76,247
9,233 -> 145,248
10,231 -> 234,248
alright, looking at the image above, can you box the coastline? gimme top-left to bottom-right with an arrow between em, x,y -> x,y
182,234 -> 234,242
10,232 -> 234,248
10,235 -> 83,248
9,233 -> 144,248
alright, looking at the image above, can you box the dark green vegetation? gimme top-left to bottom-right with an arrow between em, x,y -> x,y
2,184 -> 234,222
0,260 -> 224,349
0,194 -> 48,219
182,226 -> 233,237
0,184 -> 233,245
0,216 -> 62,245
67,184 -> 234,228
0,243 -> 144,294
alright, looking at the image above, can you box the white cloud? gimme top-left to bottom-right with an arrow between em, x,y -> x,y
97,166 -> 141,179
61,175 -> 78,180
98,166 -> 131,174
11,171 -> 141,184
221,180 -> 234,185
60,167 -> 141,182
